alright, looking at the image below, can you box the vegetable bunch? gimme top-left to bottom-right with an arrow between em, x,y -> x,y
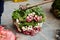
12,6 -> 45,35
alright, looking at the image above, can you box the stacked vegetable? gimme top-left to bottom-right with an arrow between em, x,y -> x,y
50,0 -> 60,18
12,6 -> 45,36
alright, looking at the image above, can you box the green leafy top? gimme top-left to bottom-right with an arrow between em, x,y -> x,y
12,6 -> 45,27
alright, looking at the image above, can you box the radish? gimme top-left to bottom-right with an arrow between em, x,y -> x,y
26,16 -> 33,22
34,15 -> 42,22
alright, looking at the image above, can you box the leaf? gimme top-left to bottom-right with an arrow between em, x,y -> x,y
12,6 -> 46,28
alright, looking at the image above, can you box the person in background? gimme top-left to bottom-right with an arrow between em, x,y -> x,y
0,0 -> 4,24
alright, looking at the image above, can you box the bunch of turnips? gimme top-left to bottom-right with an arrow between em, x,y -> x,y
12,6 -> 45,36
